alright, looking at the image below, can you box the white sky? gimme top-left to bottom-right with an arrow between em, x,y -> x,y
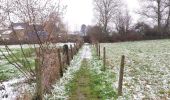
64,0 -> 140,31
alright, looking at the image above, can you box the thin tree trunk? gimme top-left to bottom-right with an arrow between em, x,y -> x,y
164,1 -> 170,31
157,0 -> 162,34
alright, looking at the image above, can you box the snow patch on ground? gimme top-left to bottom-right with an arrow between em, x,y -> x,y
81,44 -> 92,59
0,43 -> 75,49
0,78 -> 25,100
0,77 -> 36,100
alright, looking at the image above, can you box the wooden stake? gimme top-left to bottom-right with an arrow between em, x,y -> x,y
58,48 -> 63,77
96,43 -> 98,56
73,43 -> 76,55
99,44 -> 100,59
63,44 -> 70,65
70,45 -> 73,59
103,47 -> 106,71
66,48 -> 70,65
118,55 -> 125,96
75,43 -> 78,54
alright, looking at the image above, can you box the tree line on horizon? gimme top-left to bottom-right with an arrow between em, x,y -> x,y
84,0 -> 170,42
1,0 -> 170,43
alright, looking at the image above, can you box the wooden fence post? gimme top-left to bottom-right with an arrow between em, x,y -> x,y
96,43 -> 98,56
118,55 -> 125,96
66,48 -> 70,66
103,47 -> 106,71
73,47 -> 75,56
75,43 -> 77,54
99,44 -> 100,59
58,48 -> 63,77
35,58 -> 43,100
70,45 -> 73,59
63,44 -> 70,65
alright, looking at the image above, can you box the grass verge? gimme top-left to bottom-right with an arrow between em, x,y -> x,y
66,48 -> 117,99
0,48 -> 35,81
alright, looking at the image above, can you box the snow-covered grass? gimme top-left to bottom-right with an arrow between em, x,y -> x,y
0,78 -> 36,100
88,47 -> 118,99
45,45 -> 88,100
0,43 -> 75,49
100,39 -> 170,99
0,42 -> 75,81
0,43 -> 78,100
0,47 -> 35,81
46,44 -> 118,100
55,42 -> 75,48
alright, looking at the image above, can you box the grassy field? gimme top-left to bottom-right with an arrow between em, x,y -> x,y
0,47 -> 35,81
100,39 -> 170,99
2,41 -> 170,99
0,43 -> 74,82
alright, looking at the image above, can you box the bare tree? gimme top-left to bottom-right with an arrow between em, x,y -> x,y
86,25 -> 103,42
0,0 -> 66,79
93,0 -> 120,35
115,9 -> 132,35
164,0 -> 170,32
139,0 -> 170,34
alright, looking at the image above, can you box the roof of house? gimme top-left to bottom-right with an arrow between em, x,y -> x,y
8,22 -> 28,30
10,22 -> 44,31
14,26 -> 25,30
27,31 -> 48,38
1,30 -> 12,35
11,22 -> 28,28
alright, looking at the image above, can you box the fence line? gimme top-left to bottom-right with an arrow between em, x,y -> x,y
103,47 -> 106,71
95,44 -> 126,97
34,42 -> 83,99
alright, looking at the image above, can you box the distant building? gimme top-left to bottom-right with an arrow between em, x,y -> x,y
27,31 -> 48,41
0,30 -> 12,40
9,22 -> 29,30
0,22 -> 48,41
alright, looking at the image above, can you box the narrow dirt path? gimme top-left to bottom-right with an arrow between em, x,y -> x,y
69,59 -> 99,100
68,45 -> 100,100
48,44 -> 117,99
47,44 -> 93,100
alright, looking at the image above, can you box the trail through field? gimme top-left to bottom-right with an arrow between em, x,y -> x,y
69,60 -> 99,100
69,46 -> 101,100
46,44 -> 117,99
81,44 -> 92,59
68,44 -> 97,100
68,45 -> 117,100
47,44 -> 93,99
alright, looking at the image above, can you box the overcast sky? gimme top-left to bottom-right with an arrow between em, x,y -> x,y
64,0 -> 140,31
